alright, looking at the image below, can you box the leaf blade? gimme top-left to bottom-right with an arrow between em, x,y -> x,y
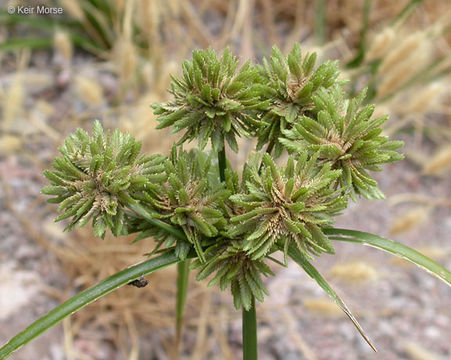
286,244 -> 377,352
325,228 -> 451,286
0,250 -> 181,360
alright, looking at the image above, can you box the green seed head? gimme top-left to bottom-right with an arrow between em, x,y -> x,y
281,86 -> 404,199
152,47 -> 264,152
191,241 -> 274,310
41,120 -> 166,238
131,147 -> 230,261
256,43 -> 341,157
229,153 -> 347,262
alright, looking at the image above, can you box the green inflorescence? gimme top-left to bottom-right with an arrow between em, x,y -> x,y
229,153 -> 347,264
280,85 -> 404,199
41,120 -> 166,239
151,47 -> 264,153
42,44 -> 403,311
255,43 -> 341,157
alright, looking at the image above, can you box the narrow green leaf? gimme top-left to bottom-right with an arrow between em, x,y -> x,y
325,228 -> 451,285
286,244 -> 377,352
0,37 -> 52,52
0,250 -> 182,360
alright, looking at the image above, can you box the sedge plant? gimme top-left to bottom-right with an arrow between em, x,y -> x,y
1,44 -> 450,360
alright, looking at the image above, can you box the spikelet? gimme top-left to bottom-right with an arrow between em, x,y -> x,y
54,30 -> 73,61
423,146 -> 451,175
2,74 -> 24,130
59,0 -> 84,21
366,28 -> 396,61
331,262 -> 378,283
377,42 -> 430,100
403,82 -> 445,115
379,32 -> 425,74
389,207 -> 430,235
74,76 -> 103,106
303,298 -> 343,317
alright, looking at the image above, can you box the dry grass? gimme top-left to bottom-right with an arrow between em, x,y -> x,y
1,0 -> 450,358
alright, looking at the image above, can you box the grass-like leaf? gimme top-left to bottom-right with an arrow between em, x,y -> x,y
0,250 -> 181,360
0,38 -> 53,52
286,244 -> 377,352
325,228 -> 451,285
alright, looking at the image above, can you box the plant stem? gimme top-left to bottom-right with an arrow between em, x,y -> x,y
218,146 -> 226,182
217,140 -> 259,359
242,297 -> 258,360
315,0 -> 326,45
176,259 -> 190,349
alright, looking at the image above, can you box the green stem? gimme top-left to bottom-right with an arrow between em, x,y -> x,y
393,0 -> 423,27
315,0 -> 326,45
175,259 -> 190,349
0,250 -> 182,360
346,0 -> 371,68
242,297 -> 258,360
217,140 -> 258,359
258,139 -> 275,173
218,146 -> 226,182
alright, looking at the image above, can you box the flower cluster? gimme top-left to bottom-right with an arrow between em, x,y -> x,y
152,47 -> 263,152
255,43 -> 341,156
129,147 -> 230,261
192,241 -> 274,310
280,86 -> 404,199
229,153 -> 347,263
42,120 -> 166,238
42,44 -> 404,313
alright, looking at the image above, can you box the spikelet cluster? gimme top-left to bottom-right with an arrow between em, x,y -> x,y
152,48 -> 263,152
229,153 -> 347,262
256,43 -> 341,156
281,86 -> 404,199
41,120 -> 166,238
130,147 -> 230,261
42,44 -> 404,313
191,241 -> 274,310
